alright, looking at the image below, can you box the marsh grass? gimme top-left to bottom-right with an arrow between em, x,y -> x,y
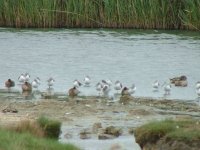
134,119 -> 200,148
0,128 -> 79,150
0,0 -> 199,30
37,116 -> 61,139
9,119 -> 45,138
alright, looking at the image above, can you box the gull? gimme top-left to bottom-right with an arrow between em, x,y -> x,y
96,82 -> 103,96
196,88 -> 200,97
47,77 -> 55,88
152,80 -> 160,90
18,74 -> 26,83
102,79 -> 112,87
73,79 -> 82,88
35,77 -> 41,85
24,73 -> 30,82
32,79 -> 40,89
102,84 -> 110,97
83,76 -> 91,86
128,84 -> 136,95
114,80 -> 123,93
106,79 -> 112,86
196,81 -> 200,89
162,82 -> 171,95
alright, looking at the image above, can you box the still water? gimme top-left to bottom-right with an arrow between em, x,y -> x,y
0,28 -> 200,100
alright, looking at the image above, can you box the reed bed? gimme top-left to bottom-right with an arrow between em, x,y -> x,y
0,0 -> 199,30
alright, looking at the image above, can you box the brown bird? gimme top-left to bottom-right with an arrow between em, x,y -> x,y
121,87 -> 130,96
22,82 -> 32,92
5,79 -> 15,89
68,87 -> 80,98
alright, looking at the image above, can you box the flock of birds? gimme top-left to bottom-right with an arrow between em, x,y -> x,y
4,73 -> 200,98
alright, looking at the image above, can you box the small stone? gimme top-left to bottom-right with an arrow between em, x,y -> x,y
98,134 -> 115,140
92,122 -> 102,134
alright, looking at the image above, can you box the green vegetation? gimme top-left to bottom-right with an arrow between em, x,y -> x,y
134,119 -> 200,148
0,117 -> 79,150
0,128 -> 79,150
0,0 -> 199,30
37,116 -> 61,139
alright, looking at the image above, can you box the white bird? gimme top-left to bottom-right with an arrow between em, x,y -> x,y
163,83 -> 171,95
102,84 -> 110,96
35,77 -> 41,85
106,79 -> 112,86
47,77 -> 55,88
18,74 -> 26,83
128,84 -> 136,95
73,79 -> 82,88
96,82 -> 103,96
152,80 -> 160,90
195,81 -> 200,89
32,79 -> 40,89
83,76 -> 91,86
24,73 -> 30,82
196,88 -> 200,97
114,80 -> 123,93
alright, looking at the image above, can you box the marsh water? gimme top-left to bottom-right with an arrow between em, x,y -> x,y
0,28 -> 200,100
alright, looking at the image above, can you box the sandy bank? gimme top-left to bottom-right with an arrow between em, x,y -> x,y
0,93 -> 200,150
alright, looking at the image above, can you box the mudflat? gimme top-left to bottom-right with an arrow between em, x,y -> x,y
0,92 -> 200,150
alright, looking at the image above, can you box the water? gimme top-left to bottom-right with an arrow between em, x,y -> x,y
0,28 -> 200,100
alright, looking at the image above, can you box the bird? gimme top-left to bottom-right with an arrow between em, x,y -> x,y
106,79 -> 113,86
96,82 -> 103,96
102,84 -> 110,97
47,77 -> 55,88
163,83 -> 171,95
128,84 -> 136,95
31,79 -> 40,89
121,87 -> 130,96
114,80 -> 123,93
196,88 -> 200,97
5,79 -> 15,89
68,87 -> 80,98
18,74 -> 26,83
196,81 -> 200,89
102,79 -> 112,87
73,79 -> 82,88
152,80 -> 160,91
24,73 -> 30,82
83,76 -> 91,86
22,81 -> 32,92
35,77 -> 41,85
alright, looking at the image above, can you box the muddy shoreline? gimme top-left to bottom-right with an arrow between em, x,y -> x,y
0,91 -> 200,150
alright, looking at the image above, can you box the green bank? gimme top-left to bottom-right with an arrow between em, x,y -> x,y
0,0 -> 199,30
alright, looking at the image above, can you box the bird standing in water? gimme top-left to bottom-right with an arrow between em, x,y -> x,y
128,84 -> 136,95
121,87 -> 130,96
22,81 -> 32,92
114,80 -> 123,93
96,82 -> 103,96
47,77 -> 55,89
68,87 -> 80,98
5,79 -> 15,90
152,80 -> 160,91
73,79 -> 82,88
83,76 -> 91,87
163,82 -> 171,95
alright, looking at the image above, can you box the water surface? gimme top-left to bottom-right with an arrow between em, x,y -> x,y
0,28 -> 200,100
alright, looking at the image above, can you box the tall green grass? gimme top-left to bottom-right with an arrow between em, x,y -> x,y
134,119 -> 200,148
0,128 -> 79,150
0,0 -> 199,30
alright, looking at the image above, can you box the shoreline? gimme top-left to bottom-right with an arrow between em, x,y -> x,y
0,92 -> 200,149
